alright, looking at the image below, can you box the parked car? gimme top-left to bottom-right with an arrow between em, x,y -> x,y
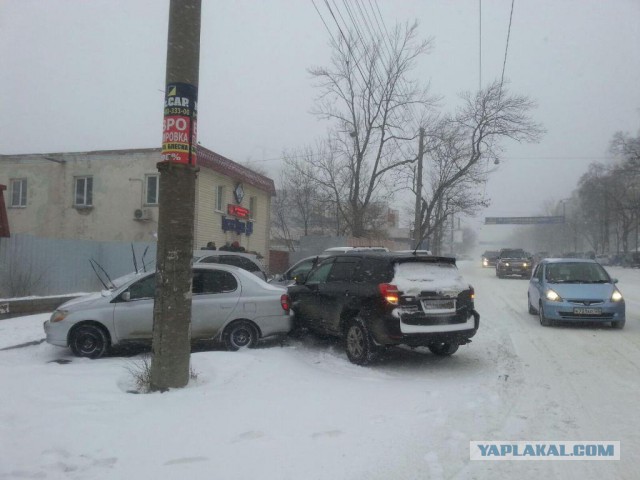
193,250 -> 268,281
44,264 -> 292,358
527,258 -> 625,328
268,255 -> 329,287
496,248 -> 533,278
481,250 -> 500,268
288,252 -> 480,365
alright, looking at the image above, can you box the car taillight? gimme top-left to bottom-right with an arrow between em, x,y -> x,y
378,283 -> 399,305
280,294 -> 291,312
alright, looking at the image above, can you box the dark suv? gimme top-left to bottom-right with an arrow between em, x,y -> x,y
495,248 -> 532,278
287,252 -> 480,365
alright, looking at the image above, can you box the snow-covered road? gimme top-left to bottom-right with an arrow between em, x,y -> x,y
0,262 -> 638,479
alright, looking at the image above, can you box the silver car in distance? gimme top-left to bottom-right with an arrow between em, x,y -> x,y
44,264 -> 292,358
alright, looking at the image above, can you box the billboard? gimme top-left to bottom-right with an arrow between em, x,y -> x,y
484,216 -> 565,225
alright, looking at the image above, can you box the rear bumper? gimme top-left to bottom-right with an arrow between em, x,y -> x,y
372,310 -> 480,346
256,313 -> 293,337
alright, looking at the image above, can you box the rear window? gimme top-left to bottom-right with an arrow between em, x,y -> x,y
392,260 -> 467,296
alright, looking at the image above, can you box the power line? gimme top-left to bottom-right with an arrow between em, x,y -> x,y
244,152 -> 614,165
479,0 -> 482,90
500,0 -> 516,88
310,0 -> 418,164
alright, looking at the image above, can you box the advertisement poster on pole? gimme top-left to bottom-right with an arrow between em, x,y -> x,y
162,83 -> 198,165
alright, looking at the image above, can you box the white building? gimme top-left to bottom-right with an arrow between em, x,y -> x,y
0,146 -> 275,264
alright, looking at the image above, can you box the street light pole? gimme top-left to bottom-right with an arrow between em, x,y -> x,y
413,128 -> 425,249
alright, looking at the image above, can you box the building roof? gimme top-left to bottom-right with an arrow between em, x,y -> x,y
197,146 -> 276,196
0,184 -> 10,238
1,146 -> 277,196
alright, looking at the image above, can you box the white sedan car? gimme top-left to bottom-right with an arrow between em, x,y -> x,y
44,264 -> 292,358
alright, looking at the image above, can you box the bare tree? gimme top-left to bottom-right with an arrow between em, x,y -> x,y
270,186 -> 296,252
410,81 -> 543,251
298,22 -> 437,237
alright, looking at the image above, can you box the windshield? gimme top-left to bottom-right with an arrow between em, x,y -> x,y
545,262 -> 611,284
501,250 -> 527,259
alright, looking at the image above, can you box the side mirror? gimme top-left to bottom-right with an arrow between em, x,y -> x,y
121,291 -> 131,302
612,278 -> 618,284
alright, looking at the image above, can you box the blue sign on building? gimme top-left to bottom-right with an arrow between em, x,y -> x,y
222,216 -> 253,236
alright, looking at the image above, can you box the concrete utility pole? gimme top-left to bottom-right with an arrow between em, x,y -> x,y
413,128 -> 425,249
150,0 -> 202,391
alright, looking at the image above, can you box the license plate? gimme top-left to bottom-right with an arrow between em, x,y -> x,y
421,299 -> 456,313
573,307 -> 602,315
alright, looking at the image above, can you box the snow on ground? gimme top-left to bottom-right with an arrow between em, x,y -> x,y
1,262 -> 639,479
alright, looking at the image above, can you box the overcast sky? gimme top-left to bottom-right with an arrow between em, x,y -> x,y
2,0 -> 639,234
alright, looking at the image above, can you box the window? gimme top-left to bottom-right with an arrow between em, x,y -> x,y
192,269 -> 238,294
10,179 -> 27,207
145,175 -> 159,205
249,196 -> 257,220
215,185 -> 225,211
327,258 -> 360,282
286,258 -> 317,280
74,176 -> 93,207
305,258 -> 335,285
128,274 -> 156,300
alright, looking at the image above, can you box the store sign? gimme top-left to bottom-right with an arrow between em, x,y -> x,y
222,216 -> 253,236
227,204 -> 250,218
161,82 -> 198,165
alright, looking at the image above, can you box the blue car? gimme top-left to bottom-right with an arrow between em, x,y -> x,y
527,258 -> 625,328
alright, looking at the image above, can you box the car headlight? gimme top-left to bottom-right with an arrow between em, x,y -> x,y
545,290 -> 562,302
50,310 -> 70,323
523,262 -> 528,267
611,290 -> 623,302
505,262 -> 510,267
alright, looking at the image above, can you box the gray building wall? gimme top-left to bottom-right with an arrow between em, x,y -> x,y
0,234 -> 156,297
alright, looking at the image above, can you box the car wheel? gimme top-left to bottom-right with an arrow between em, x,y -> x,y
611,319 -> 626,329
538,302 -> 552,327
528,294 -> 537,315
69,324 -> 109,358
222,320 -> 258,351
345,318 -> 377,365
428,342 -> 459,356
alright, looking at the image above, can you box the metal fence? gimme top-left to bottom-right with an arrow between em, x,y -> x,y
0,234 -> 157,298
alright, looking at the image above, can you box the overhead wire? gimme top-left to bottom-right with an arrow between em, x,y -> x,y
311,0 -> 418,165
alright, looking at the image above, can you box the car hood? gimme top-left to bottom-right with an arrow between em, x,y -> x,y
546,283 -> 616,300
57,291 -> 111,310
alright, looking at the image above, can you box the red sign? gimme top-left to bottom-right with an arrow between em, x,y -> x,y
227,204 -> 250,218
162,83 -> 198,165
